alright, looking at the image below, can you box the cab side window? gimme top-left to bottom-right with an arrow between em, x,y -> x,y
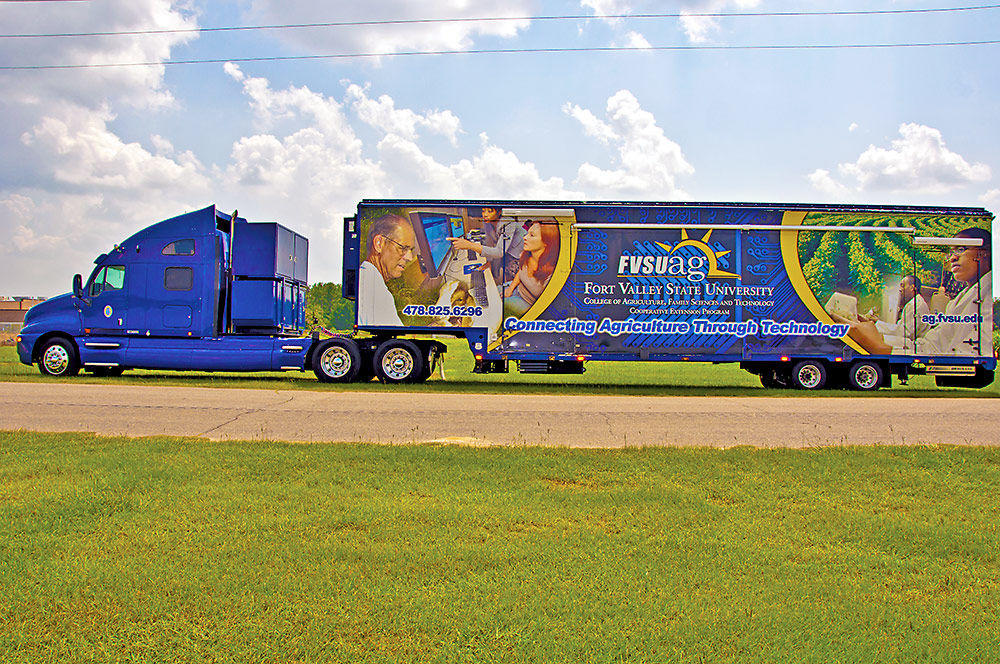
89,265 -> 125,296
162,239 -> 196,256
164,267 -> 193,291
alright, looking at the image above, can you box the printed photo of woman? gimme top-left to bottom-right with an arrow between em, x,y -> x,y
503,221 -> 560,318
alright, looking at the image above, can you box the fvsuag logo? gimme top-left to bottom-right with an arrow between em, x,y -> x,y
617,229 -> 739,283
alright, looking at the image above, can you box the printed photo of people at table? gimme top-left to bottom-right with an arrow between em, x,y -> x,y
798,213 -> 992,357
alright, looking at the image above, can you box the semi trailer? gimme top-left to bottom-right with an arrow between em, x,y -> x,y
18,200 -> 996,390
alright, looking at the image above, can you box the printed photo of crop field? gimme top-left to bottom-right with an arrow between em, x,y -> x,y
797,212 -> 991,315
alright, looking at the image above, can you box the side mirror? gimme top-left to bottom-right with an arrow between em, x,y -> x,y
73,274 -> 83,298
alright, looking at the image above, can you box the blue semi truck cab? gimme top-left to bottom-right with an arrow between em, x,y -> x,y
18,205 -> 324,377
17,204 -> 446,383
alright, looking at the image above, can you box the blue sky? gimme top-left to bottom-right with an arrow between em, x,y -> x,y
1,0 -> 998,296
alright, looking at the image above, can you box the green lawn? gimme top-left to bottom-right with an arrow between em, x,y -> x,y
2,431 -> 998,663
2,342 -> 996,398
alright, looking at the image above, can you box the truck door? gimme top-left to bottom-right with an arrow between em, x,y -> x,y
81,264 -> 128,334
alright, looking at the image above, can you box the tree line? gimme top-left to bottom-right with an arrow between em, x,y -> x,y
305,282 -> 354,332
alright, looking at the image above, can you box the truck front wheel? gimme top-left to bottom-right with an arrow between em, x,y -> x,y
38,337 -> 80,377
313,338 -> 362,383
374,339 -> 424,384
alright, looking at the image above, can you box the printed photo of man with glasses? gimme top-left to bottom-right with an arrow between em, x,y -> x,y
358,214 -> 417,326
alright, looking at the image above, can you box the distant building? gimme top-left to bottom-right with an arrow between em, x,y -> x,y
0,297 -> 47,328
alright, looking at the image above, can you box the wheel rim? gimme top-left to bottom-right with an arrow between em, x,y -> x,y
320,346 -> 352,379
797,364 -> 822,389
854,364 -> 879,389
381,348 -> 414,380
43,344 -> 69,375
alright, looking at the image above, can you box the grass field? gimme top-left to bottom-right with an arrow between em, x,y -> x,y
2,431 -> 998,663
2,342 -> 996,398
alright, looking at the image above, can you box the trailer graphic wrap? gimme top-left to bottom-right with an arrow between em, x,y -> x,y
354,203 -> 992,362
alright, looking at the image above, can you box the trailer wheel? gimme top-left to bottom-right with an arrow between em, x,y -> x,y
791,360 -> 827,390
38,337 -> 80,377
313,338 -> 362,383
848,360 -> 883,391
374,339 -> 424,384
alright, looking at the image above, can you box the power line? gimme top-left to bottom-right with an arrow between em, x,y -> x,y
2,39 -> 998,71
1,3 -> 999,39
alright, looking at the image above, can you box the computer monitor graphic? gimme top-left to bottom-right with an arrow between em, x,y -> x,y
409,212 -> 464,278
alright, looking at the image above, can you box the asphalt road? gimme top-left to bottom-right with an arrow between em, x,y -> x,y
1,381 -> 998,447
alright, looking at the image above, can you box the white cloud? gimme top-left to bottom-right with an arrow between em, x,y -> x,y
620,31 -> 652,49
21,104 -> 207,191
0,0 -> 209,294
849,122 -> 859,133
0,0 -> 197,109
806,169 -> 852,201
220,66 -> 578,271
581,0 -> 632,24
562,105 -> 617,145
564,90 -> 693,197
1,194 -> 67,253
243,0 -> 531,55
982,189 -> 1000,207
220,65 -> 386,271
377,133 -> 579,199
344,84 -> 462,145
226,63 -> 575,202
810,123 -> 992,195
679,0 -> 761,43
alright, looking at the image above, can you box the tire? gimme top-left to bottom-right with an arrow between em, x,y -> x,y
791,360 -> 827,390
374,339 -> 424,384
38,337 -> 80,377
848,360 -> 883,391
312,338 -> 362,383
90,367 -> 125,377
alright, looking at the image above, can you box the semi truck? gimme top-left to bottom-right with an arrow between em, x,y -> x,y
17,200 -> 996,390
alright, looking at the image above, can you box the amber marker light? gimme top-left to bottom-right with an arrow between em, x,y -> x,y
780,356 -> 790,362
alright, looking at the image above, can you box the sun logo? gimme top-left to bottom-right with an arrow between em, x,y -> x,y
618,228 -> 739,282
655,228 -> 739,280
